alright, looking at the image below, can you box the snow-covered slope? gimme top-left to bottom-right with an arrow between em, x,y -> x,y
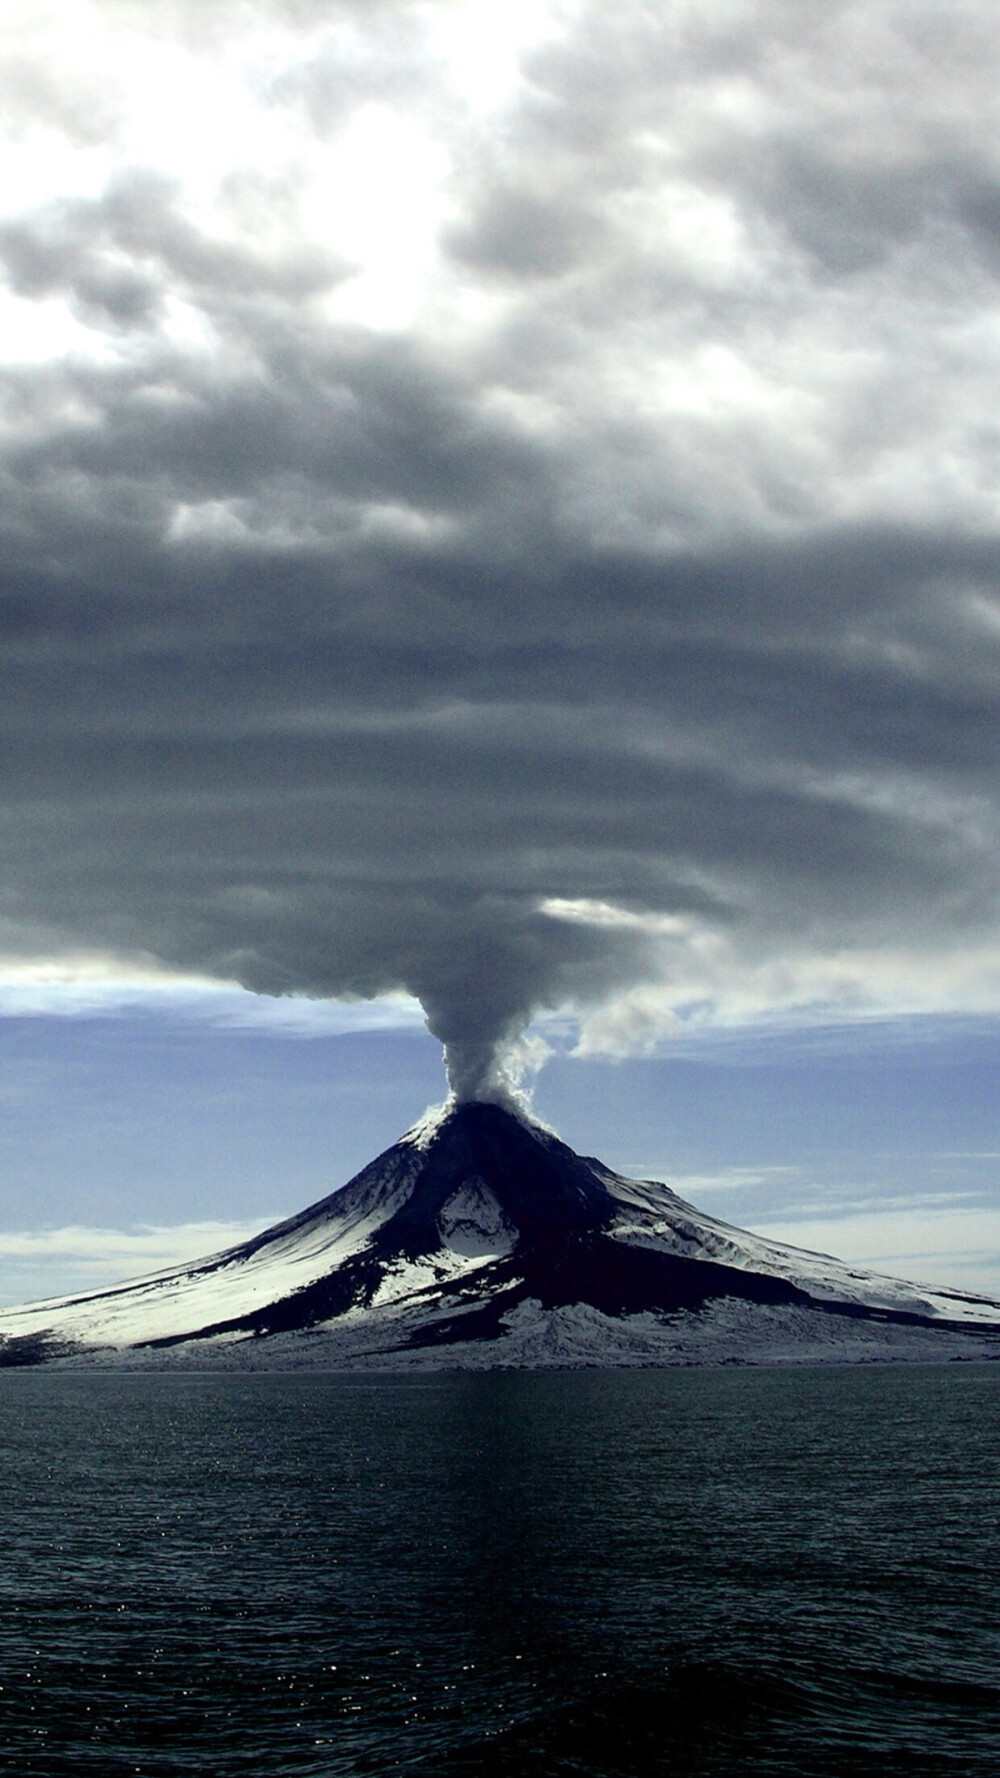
2,1100 -> 999,1369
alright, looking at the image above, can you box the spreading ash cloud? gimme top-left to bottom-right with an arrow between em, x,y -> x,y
3,0 -> 1000,1100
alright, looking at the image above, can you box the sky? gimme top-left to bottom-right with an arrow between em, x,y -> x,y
2,0 -> 1000,1305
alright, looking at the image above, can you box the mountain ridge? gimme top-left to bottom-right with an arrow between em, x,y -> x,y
2,1099 -> 1000,1369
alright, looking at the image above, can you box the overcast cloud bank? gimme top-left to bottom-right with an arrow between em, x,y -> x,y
2,1 -> 1000,1096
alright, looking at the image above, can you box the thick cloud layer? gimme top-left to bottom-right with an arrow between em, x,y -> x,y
3,0 -> 1000,1095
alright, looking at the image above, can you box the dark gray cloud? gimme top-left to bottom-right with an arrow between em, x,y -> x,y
2,0 -> 1000,1095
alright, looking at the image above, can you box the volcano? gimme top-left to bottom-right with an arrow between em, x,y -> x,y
2,1100 -> 1000,1368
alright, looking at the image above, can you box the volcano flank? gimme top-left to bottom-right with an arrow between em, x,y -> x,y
3,1101 -> 1000,1369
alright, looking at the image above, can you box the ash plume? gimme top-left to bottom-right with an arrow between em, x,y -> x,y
3,1 -> 1000,1062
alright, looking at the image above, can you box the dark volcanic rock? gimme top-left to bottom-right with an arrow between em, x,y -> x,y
3,1098 -> 1000,1365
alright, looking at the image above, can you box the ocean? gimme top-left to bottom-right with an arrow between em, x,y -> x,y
0,1364 -> 996,1775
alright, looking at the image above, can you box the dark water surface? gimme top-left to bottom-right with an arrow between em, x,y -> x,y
0,1365 -> 997,1776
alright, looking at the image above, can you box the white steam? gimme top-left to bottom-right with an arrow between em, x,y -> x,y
442,1025 -> 553,1109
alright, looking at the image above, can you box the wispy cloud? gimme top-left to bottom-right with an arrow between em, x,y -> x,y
0,1217 -> 278,1309
0,963 -> 425,1034
748,1204 -> 1000,1298
621,1164 -> 801,1195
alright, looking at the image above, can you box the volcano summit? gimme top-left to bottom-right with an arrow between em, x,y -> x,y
2,1101 -> 1000,1369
